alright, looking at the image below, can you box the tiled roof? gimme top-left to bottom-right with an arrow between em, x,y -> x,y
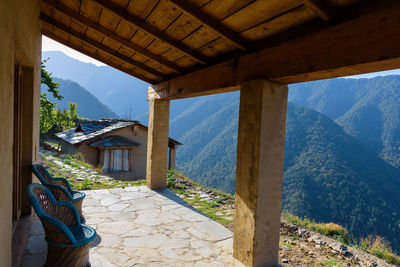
56,119 -> 137,145
89,135 -> 140,148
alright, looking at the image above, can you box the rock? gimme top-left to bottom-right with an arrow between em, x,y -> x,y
298,228 -> 308,236
331,243 -> 348,253
343,251 -> 353,258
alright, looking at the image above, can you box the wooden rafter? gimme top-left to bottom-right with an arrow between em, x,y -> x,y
167,0 -> 249,51
41,0 -> 183,73
41,29 -> 157,84
40,14 -> 167,79
304,0 -> 333,21
148,1 -> 400,99
93,0 -> 209,64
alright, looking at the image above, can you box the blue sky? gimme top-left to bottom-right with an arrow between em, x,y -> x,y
42,36 -> 400,78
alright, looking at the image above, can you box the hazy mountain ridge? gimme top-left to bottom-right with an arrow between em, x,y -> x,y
42,77 -> 118,120
43,51 -> 149,118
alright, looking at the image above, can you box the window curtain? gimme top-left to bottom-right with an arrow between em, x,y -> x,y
123,149 -> 129,171
103,149 -> 109,172
112,149 -> 122,171
103,149 -> 130,172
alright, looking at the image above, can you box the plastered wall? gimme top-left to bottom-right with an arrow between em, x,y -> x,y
0,0 -> 41,265
78,126 -> 149,179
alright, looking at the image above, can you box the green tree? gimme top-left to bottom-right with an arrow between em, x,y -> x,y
53,102 -> 78,132
40,60 -> 78,133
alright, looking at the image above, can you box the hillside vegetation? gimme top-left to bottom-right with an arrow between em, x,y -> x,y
42,52 -> 400,254
173,96 -> 400,253
290,76 -> 400,168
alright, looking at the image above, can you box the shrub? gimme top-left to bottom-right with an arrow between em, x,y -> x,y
358,236 -> 400,265
282,212 -> 350,244
312,223 -> 349,244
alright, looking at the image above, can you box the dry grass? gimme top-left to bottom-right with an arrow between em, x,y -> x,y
358,236 -> 400,265
282,212 -> 349,243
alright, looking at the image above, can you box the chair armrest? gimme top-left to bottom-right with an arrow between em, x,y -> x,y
41,214 -> 77,246
52,177 -> 73,192
46,184 -> 74,200
54,200 -> 81,226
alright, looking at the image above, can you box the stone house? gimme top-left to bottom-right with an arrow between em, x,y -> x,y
56,119 -> 181,180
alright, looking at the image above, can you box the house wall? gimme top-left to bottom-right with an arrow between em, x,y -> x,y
0,0 -> 41,265
77,125 -> 148,180
59,139 -> 79,155
77,143 -> 99,167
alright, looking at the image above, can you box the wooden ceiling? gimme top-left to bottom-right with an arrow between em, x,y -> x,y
40,0 -> 364,83
40,0 -> 400,99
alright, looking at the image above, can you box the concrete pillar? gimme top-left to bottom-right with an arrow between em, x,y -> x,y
168,146 -> 176,169
233,80 -> 288,267
146,99 -> 170,189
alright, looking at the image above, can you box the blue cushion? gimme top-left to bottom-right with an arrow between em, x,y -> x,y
72,191 -> 86,201
69,224 -> 96,247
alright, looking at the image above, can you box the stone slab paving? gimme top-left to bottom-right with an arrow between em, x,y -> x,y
22,186 -> 245,267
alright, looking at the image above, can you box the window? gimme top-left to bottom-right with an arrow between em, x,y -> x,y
103,149 -> 130,172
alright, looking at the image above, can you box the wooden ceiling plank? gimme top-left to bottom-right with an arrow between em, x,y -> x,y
42,0 -> 183,72
304,0 -> 334,21
93,0 -> 209,64
40,14 -> 168,79
168,0 -> 248,50
92,0 -> 209,64
144,0 -> 182,32
42,29 -> 157,83
240,5 -> 316,41
148,1 -> 400,99
221,0 -> 303,32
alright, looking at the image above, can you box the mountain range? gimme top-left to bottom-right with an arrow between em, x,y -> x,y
42,77 -> 118,120
42,51 -> 400,252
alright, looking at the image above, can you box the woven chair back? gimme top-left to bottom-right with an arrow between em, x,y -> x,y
36,165 -> 52,184
30,185 -> 75,245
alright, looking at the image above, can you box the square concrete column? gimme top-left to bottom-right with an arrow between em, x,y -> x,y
233,80 -> 288,267
146,99 -> 170,190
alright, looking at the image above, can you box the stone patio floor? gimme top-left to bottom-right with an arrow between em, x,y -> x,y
22,186 -> 245,266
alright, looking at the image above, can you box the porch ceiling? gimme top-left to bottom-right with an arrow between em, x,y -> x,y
40,0 -> 400,98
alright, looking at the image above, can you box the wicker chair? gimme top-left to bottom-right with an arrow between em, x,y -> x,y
32,164 -> 86,223
27,183 -> 96,267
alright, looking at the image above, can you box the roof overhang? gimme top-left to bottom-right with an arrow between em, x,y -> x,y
40,0 -> 400,100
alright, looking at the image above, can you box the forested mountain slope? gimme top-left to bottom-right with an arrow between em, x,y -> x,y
290,76 -> 400,168
174,96 -> 400,252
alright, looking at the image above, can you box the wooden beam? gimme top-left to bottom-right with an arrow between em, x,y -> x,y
148,1 -> 400,100
146,99 -> 170,190
42,0 -> 183,73
304,0 -> 333,21
93,0 -> 209,64
167,0 -> 248,51
42,30 -> 157,84
40,14 -> 167,79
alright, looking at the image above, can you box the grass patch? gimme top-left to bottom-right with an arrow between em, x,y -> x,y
283,211 -> 400,265
357,236 -> 400,265
40,151 -> 145,190
169,169 -> 234,200
167,170 -> 233,226
321,259 -> 338,266
280,241 -> 294,248
282,211 -> 349,244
